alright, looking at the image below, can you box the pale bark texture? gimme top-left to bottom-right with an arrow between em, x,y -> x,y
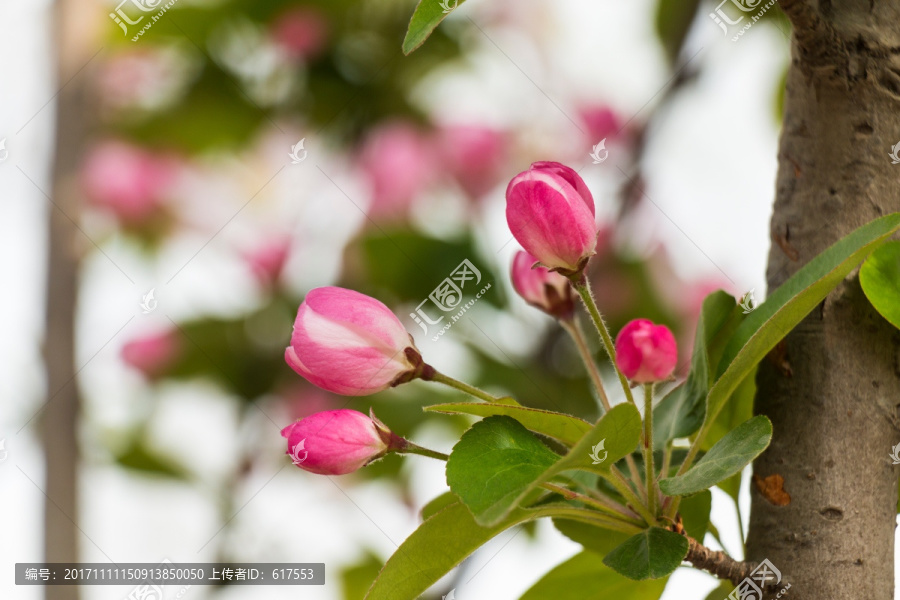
746,1 -> 900,598
42,1 -> 97,599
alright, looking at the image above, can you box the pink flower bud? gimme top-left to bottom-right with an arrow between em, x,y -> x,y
578,105 -> 622,143
505,161 -> 597,274
614,319 -> 677,383
281,409 -> 392,475
285,287 -> 423,396
510,250 -> 574,318
121,330 -> 180,378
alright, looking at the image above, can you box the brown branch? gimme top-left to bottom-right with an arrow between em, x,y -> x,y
684,536 -> 755,586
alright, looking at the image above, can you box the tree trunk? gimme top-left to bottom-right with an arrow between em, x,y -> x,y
746,1 -> 900,598
42,1 -> 96,599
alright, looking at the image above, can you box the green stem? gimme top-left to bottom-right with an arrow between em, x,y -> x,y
541,483 -> 645,527
397,442 -> 449,462
607,467 -> 657,526
665,424 -> 708,519
561,318 -> 645,495
425,369 -> 503,403
571,279 -> 635,406
642,383 -> 658,517
659,440 -> 673,482
560,319 -> 611,412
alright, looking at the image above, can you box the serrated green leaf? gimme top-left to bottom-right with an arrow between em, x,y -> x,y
425,402 -> 592,446
446,416 -> 561,525
654,291 -> 742,449
364,500 -> 628,600
602,527 -> 689,580
860,241 -> 900,330
701,213 -> 900,448
660,416 -> 772,496
403,0 -> 467,54
519,550 -> 669,600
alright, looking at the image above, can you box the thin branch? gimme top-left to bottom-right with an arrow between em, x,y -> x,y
684,536 -> 755,586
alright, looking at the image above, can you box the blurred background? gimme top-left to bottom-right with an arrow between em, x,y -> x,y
0,0 -> 795,598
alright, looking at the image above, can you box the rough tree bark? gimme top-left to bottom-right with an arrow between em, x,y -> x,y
746,1 -> 900,598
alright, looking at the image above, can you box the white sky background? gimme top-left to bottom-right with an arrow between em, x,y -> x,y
3,1 -> 895,599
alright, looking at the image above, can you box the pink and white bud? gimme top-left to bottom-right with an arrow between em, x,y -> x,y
505,161 -> 597,274
614,319 -> 677,383
285,287 -> 423,396
510,250 -> 575,319
121,330 -> 180,378
281,409 -> 393,475
82,141 -> 177,225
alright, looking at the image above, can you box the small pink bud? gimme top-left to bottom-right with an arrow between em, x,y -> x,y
505,161 -> 597,274
578,105 -> 622,143
121,330 -> 180,378
510,250 -> 575,318
281,409 -> 392,475
614,319 -> 677,383
285,287 -> 423,396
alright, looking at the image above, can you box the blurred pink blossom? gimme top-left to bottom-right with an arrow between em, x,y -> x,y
121,330 -> 180,378
271,7 -> 329,61
578,104 -> 623,143
244,235 -> 291,287
82,141 -> 178,225
359,122 -> 438,218
438,124 -> 508,198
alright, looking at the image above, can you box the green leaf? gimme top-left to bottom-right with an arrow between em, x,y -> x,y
654,291 -> 742,448
543,403 -> 643,477
446,416 -> 560,525
660,416 -> 772,496
340,550 -> 384,600
552,519 -> 631,557
425,402 -> 592,446
602,527 -> 689,580
706,581 -> 736,600
403,0 -> 467,55
421,491 -> 459,521
519,551 -> 668,600
860,241 -> 900,330
706,213 -> 900,439
654,0 -> 702,64
679,490 -> 712,540
364,501 -> 620,600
